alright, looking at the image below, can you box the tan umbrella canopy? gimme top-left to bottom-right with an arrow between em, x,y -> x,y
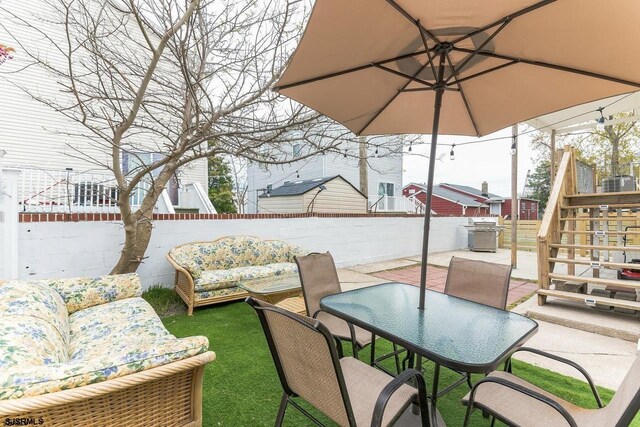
274,0 -> 640,308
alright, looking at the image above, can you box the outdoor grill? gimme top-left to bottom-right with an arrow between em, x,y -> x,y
464,220 -> 504,253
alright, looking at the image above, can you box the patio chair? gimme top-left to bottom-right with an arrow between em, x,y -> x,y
246,297 -> 431,427
428,257 -> 513,400
444,256 -> 512,310
295,252 -> 375,359
462,347 -> 640,427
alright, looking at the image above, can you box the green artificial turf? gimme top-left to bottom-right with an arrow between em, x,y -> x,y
159,299 -> 638,427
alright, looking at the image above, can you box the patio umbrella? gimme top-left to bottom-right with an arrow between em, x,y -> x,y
274,0 -> 640,309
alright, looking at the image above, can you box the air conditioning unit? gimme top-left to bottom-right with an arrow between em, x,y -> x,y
602,175 -> 636,193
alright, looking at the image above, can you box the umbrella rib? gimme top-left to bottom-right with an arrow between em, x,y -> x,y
444,52 -> 480,137
453,61 -> 519,85
417,20 -> 437,77
373,64 -> 434,88
450,0 -> 558,45
385,0 -> 441,44
357,62 -> 432,135
273,50 -> 429,91
452,47 -> 640,89
444,20 -> 510,85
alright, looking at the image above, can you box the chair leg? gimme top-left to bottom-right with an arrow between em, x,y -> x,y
275,392 -> 288,427
393,343 -> 401,375
466,373 -> 473,389
490,415 -> 496,427
370,333 -> 376,366
352,340 -> 359,359
334,337 -> 344,358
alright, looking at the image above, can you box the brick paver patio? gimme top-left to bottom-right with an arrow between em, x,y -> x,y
373,265 -> 538,306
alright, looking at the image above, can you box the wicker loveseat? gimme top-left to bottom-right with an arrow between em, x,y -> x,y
167,235 -> 308,315
0,273 -> 215,427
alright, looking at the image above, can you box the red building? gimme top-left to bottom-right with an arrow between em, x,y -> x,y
403,183 -> 490,217
403,182 -> 539,219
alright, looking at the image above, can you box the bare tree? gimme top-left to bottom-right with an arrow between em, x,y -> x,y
1,0 -> 363,273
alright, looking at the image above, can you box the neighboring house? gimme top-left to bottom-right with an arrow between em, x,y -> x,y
403,181 -> 539,219
246,139 -> 412,213
440,182 -> 540,220
403,183 -> 490,217
258,175 -> 367,214
0,0 -> 213,214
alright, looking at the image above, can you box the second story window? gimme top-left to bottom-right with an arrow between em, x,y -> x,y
292,144 -> 302,158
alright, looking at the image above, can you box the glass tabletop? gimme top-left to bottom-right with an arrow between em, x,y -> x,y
320,282 -> 538,373
238,274 -> 301,295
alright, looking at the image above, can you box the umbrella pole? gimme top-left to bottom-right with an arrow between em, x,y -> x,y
418,48 -> 448,310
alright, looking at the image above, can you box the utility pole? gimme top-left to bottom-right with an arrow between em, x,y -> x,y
511,124 -> 518,269
358,137 -> 368,196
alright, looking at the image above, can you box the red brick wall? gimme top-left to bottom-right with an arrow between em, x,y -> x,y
18,212 -> 427,223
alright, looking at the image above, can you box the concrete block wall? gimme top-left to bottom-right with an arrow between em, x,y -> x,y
18,215 -> 470,289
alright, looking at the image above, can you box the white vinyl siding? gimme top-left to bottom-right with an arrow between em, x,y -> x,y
302,178 -> 366,213
257,195 -> 305,213
0,0 -> 208,194
246,140 -> 402,213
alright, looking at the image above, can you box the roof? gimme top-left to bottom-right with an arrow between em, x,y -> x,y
440,183 -> 504,200
406,183 -> 487,208
259,175 -> 366,198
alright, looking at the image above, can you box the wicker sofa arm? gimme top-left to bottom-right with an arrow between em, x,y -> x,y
0,351 -> 215,426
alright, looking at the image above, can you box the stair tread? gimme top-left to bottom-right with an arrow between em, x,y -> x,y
549,273 -> 640,289
549,258 -> 640,270
538,289 -> 640,309
550,243 -> 640,251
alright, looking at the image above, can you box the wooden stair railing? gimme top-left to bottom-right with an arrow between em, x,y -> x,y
537,146 -> 640,312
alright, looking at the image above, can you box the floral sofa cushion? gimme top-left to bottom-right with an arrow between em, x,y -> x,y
44,273 -> 142,314
0,274 -> 209,400
0,281 -> 70,365
194,262 -> 299,292
169,236 -> 307,279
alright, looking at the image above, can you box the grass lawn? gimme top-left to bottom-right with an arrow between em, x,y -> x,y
148,290 -> 638,426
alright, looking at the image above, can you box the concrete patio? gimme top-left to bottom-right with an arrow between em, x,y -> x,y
339,249 -> 639,390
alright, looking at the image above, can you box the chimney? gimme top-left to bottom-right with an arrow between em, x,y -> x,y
481,181 -> 489,197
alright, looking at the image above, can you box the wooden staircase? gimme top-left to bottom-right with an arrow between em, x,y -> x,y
537,147 -> 640,312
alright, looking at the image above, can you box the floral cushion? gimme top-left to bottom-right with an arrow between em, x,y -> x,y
169,236 -> 307,278
195,287 -> 246,302
0,274 -> 209,400
0,281 -> 70,359
68,298 -> 173,361
44,273 -> 142,314
194,263 -> 299,292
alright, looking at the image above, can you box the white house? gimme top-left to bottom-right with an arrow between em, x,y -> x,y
0,0 -> 212,214
246,138 -> 418,213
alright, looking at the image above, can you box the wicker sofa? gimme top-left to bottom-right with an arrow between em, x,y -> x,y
0,273 -> 215,427
167,235 -> 308,315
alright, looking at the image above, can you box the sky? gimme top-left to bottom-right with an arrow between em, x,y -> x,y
402,127 -> 538,198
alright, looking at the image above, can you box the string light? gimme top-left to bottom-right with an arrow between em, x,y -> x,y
296,170 -> 300,178
344,149 -> 348,158
408,142 -> 413,152
375,146 -> 379,155
596,107 -> 606,132
510,140 -> 517,155
449,144 -> 455,160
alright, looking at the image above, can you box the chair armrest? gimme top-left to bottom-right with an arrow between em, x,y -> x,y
506,347 -> 603,408
466,376 -> 578,427
371,369 -> 429,427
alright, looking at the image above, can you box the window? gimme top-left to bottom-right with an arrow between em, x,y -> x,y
378,182 -> 395,197
490,203 -> 501,215
122,151 -> 179,205
408,188 -> 416,194
292,144 -> 302,158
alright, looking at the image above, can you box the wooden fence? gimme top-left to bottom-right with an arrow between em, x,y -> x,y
498,213 -> 640,255
498,219 -> 541,252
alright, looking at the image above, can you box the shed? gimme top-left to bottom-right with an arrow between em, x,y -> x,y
258,175 -> 367,214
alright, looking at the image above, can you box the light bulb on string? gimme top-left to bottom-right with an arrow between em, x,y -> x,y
595,107 -> 606,132
344,150 -> 348,158
510,141 -> 517,155
375,146 -> 379,155
296,170 -> 300,179
449,144 -> 455,160
408,142 -> 412,152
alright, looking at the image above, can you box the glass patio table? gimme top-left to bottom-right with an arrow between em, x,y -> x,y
320,282 -> 538,425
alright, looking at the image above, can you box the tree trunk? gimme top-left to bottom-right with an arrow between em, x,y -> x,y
110,167 -> 176,274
